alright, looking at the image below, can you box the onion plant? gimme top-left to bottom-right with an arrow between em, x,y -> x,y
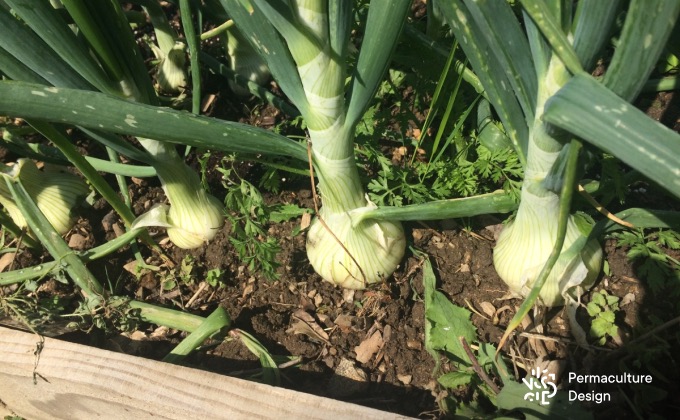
0,0 -> 283,368
0,159 -> 89,237
437,0 -> 680,311
0,0 -> 532,295
4,0 -> 679,305
218,0 -> 415,289
0,0 -> 224,250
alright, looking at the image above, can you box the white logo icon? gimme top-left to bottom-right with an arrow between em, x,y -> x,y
522,368 -> 557,405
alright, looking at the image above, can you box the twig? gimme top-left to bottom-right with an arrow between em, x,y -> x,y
578,184 -> 634,228
459,336 -> 500,394
185,281 -> 207,308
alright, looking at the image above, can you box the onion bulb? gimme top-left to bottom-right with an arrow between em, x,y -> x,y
306,207 -> 405,289
493,189 -> 603,307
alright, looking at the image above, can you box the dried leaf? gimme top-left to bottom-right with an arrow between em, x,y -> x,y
354,330 -> 383,364
286,309 -> 330,344
0,252 -> 16,272
333,314 -> 354,332
300,212 -> 311,230
621,292 -> 636,306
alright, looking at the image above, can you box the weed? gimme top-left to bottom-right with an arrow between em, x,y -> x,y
613,229 -> 680,299
217,158 -> 308,280
360,138 -> 522,207
586,290 -> 621,345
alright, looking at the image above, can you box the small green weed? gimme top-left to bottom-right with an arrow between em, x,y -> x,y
586,290 -> 621,345
613,229 -> 680,298
422,256 -> 590,418
360,138 -> 522,207
218,159 -> 309,280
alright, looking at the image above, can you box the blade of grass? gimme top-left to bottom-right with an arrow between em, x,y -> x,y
430,95 -> 480,167
413,39 -> 458,166
438,2 -> 529,165
402,25 -> 485,97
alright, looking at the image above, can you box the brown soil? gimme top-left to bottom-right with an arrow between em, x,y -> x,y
29,181 -> 669,419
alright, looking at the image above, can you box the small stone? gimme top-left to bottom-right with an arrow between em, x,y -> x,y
101,211 -> 117,231
112,223 -> 125,238
327,358 -> 369,398
68,233 -> 88,250
397,374 -> 412,385
406,339 -> 422,350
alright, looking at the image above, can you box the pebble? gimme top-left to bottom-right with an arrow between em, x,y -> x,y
327,358 -> 369,398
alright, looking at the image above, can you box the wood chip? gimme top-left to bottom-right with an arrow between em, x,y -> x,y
300,212 -> 311,230
354,330 -> 383,364
479,301 -> 496,318
0,252 -> 16,273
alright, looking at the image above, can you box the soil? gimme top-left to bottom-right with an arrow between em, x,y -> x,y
6,174 -> 677,418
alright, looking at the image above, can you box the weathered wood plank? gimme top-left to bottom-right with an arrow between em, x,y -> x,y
0,326 -> 408,419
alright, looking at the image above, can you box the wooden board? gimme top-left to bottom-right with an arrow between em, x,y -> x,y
0,326 -> 409,419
